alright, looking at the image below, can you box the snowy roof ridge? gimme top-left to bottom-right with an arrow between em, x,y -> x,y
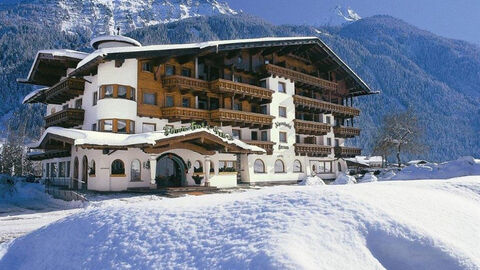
32,127 -> 265,153
26,49 -> 88,83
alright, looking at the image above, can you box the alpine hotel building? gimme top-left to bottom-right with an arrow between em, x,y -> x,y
22,36 -> 375,191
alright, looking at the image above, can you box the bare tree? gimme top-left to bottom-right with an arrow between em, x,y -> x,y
373,109 -> 426,167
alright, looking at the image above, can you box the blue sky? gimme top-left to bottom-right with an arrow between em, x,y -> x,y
226,0 -> 480,45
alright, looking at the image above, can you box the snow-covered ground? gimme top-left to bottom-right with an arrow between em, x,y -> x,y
1,177 -> 480,269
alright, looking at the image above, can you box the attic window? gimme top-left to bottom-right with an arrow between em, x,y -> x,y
142,62 -> 153,72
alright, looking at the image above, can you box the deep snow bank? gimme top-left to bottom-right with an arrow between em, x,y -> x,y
299,175 -> 325,186
391,156 -> 480,180
1,177 -> 480,270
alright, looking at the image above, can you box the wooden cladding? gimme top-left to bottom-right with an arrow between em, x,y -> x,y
334,146 -> 361,157
294,143 -> 332,157
45,77 -> 85,104
293,119 -> 331,136
162,76 -> 274,101
263,64 -> 337,92
243,140 -> 275,155
333,126 -> 361,138
210,109 -> 275,128
293,95 -> 360,117
44,108 -> 84,128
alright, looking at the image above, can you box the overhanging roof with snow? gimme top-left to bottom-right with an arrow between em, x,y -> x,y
31,127 -> 265,156
70,37 -> 375,96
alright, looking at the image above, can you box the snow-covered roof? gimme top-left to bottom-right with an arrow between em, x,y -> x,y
31,127 -> 265,153
345,156 -> 383,167
90,35 -> 142,49
26,50 -> 88,83
22,87 -> 48,104
407,160 -> 428,165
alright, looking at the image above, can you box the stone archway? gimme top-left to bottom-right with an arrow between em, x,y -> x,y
155,153 -> 187,187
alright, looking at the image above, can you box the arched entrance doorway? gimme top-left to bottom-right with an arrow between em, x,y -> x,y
82,156 -> 88,189
155,153 -> 187,187
73,157 -> 79,189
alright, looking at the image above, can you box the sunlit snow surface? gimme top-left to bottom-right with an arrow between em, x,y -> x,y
1,177 -> 480,270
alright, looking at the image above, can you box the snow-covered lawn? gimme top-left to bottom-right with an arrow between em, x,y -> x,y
1,177 -> 480,270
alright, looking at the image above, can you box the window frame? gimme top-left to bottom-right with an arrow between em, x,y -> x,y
274,159 -> 285,173
278,106 -> 287,118
279,131 -> 287,143
142,92 -> 157,105
293,160 -> 302,173
130,159 -> 141,181
111,159 -> 125,176
278,82 -> 286,93
254,159 -> 266,174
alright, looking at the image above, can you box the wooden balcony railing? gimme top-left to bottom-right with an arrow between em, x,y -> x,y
333,126 -> 361,138
210,109 -> 274,128
243,140 -> 275,155
160,107 -> 210,122
210,79 -> 273,101
45,77 -> 85,104
162,75 -> 209,92
45,108 -> 84,128
294,143 -> 332,157
263,64 -> 337,91
334,146 -> 361,157
293,95 -> 360,117
294,119 -> 331,136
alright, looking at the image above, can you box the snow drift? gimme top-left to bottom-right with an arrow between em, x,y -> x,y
2,177 -> 480,269
391,156 -> 480,180
332,172 -> 356,185
299,175 -> 325,186
359,172 -> 378,183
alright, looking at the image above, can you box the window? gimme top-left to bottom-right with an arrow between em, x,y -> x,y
165,65 -> 175,76
261,131 -> 268,141
46,163 -> 50,178
66,161 -> 71,177
51,163 -> 57,178
296,135 -> 300,143
279,132 -> 287,143
209,98 -> 219,110
232,129 -> 241,140
279,106 -> 287,118
92,123 -> 97,131
182,97 -> 191,108
131,159 -> 141,181
117,120 -> 127,133
75,99 -> 82,109
143,93 -> 156,105
260,105 -> 268,115
327,138 -> 332,146
313,161 -> 334,174
59,162 -> 65,177
181,68 -> 191,77
103,119 -> 113,132
142,123 -> 156,133
93,92 -> 98,106
193,160 -> 203,173
274,159 -> 285,173
293,160 -> 302,173
209,160 -> 214,173
104,85 -> 114,98
129,121 -> 135,134
254,159 -> 265,173
335,139 -> 339,147
129,88 -> 136,101
198,96 -> 208,109
89,160 -> 96,176
165,95 -> 174,107
326,116 -> 331,124
142,62 -> 153,72
233,102 -> 242,111
73,158 -> 79,179
251,131 -> 258,141
278,82 -> 286,93
219,160 -> 236,173
118,85 -> 127,99
111,159 -> 125,175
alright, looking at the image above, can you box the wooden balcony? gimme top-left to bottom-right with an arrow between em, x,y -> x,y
294,143 -> 332,157
243,140 -> 275,155
293,95 -> 360,117
160,107 -> 210,122
263,64 -> 337,91
45,108 -> 84,128
294,119 -> 331,136
162,75 -> 209,92
210,109 -> 274,128
333,126 -> 361,138
45,77 -> 85,104
210,79 -> 273,102
334,146 -> 361,158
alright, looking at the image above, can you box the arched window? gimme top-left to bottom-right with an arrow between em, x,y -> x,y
193,160 -> 203,173
111,159 -> 125,175
131,159 -> 141,181
293,160 -> 302,173
89,160 -> 96,176
254,159 -> 265,173
274,159 -> 285,173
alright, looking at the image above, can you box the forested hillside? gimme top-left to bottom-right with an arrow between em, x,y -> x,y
1,12 -> 478,161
